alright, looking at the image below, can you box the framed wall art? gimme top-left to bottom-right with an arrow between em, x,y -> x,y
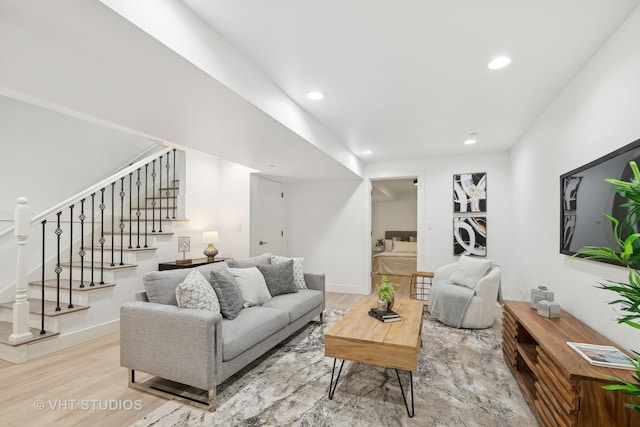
453,172 -> 487,213
453,216 -> 487,257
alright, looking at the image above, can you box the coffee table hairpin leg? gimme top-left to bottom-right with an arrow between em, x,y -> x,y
328,358 -> 345,400
328,358 -> 415,418
395,369 -> 415,418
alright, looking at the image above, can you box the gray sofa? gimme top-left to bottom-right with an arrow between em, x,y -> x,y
120,260 -> 325,409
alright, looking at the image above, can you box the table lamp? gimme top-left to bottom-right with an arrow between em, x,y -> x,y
202,231 -> 220,261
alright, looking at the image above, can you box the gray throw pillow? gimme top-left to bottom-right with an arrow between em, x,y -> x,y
227,253 -> 272,268
257,260 -> 298,297
270,255 -> 307,289
210,270 -> 244,320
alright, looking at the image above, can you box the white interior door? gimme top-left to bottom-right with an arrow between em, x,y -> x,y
253,177 -> 284,256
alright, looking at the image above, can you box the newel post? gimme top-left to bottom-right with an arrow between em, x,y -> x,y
9,197 -> 33,343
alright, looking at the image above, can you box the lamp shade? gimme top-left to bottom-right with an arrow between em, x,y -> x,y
201,231 -> 220,244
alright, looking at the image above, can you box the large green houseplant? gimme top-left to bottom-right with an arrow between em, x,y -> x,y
577,160 -> 640,412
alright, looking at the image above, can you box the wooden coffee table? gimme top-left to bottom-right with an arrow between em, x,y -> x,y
324,295 -> 423,417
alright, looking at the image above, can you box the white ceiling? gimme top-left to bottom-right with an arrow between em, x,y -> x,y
2,1 -> 639,183
372,178 -> 417,202
181,0 -> 640,162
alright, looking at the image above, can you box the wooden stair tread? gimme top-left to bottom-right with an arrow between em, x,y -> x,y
0,299 -> 89,316
120,217 -> 186,222
99,246 -> 157,252
0,321 -> 59,346
145,196 -> 177,200
59,261 -> 137,270
102,231 -> 173,236
29,280 -> 116,291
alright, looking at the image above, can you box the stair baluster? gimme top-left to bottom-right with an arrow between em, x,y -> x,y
128,172 -> 133,249
90,193 -> 95,286
136,169 -> 141,249
110,182 -> 115,267
144,165 -> 148,247
159,155 -> 163,232
165,151 -> 170,220
68,204 -> 74,309
173,148 -> 177,219
99,188 -> 106,284
119,177 -> 124,265
151,160 -> 156,233
54,211 -> 62,311
79,199 -> 85,288
40,220 -> 46,334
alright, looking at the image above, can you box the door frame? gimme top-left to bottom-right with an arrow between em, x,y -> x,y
365,171 -> 425,294
249,174 -> 285,257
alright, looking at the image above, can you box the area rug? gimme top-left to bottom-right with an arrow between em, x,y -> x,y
130,309 -> 538,426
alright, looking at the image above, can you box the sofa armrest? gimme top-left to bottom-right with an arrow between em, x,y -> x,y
120,301 -> 221,391
304,273 -> 325,310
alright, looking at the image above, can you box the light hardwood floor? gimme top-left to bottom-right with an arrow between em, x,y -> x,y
0,291 -> 366,427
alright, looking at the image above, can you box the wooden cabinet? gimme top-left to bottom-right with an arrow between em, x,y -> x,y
502,300 -> 640,427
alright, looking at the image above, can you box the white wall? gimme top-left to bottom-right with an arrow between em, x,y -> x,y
165,152 -> 253,262
372,191 -> 418,245
0,95 -> 157,214
511,7 -> 640,351
366,151 -> 514,295
285,179 -> 370,294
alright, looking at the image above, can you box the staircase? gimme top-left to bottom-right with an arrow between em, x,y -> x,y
0,148 -> 186,364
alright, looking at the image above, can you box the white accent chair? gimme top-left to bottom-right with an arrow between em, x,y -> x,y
429,259 -> 501,329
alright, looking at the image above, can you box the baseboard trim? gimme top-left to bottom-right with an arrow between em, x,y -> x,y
326,283 -> 369,295
0,319 -> 120,364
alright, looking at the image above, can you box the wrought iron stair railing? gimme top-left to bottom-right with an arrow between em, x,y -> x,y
6,148 -> 182,338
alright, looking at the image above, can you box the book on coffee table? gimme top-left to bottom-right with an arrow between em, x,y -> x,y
369,308 -> 402,322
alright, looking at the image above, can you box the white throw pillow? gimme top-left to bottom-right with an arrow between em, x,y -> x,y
228,267 -> 272,307
449,255 -> 494,289
270,255 -> 307,289
390,241 -> 417,253
384,239 -> 394,252
175,270 -> 220,313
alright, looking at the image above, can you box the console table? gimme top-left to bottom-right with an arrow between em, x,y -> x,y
502,300 -> 640,427
158,257 -> 229,271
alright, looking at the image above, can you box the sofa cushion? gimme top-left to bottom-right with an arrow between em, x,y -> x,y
221,306 -> 289,361
227,253 -> 272,269
143,261 -> 229,305
449,255 -> 494,289
257,260 -> 297,296
210,270 -> 245,320
270,255 -> 307,289
175,270 -> 220,313
261,289 -> 323,323
228,267 -> 272,307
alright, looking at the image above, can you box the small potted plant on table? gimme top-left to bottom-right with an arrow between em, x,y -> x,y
377,276 -> 399,310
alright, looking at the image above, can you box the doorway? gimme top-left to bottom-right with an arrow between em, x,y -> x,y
250,176 -> 284,256
370,177 -> 418,297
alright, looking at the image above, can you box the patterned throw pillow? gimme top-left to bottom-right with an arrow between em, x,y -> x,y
270,255 -> 307,290
257,260 -> 297,296
175,270 -> 220,313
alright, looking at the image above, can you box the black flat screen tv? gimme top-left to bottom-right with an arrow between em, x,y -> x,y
560,138 -> 640,264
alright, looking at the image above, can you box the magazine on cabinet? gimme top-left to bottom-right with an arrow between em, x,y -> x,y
566,342 -> 636,370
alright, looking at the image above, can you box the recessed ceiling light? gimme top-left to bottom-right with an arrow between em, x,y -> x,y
464,133 -> 478,145
362,150 -> 373,155
307,91 -> 325,100
488,56 -> 511,70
